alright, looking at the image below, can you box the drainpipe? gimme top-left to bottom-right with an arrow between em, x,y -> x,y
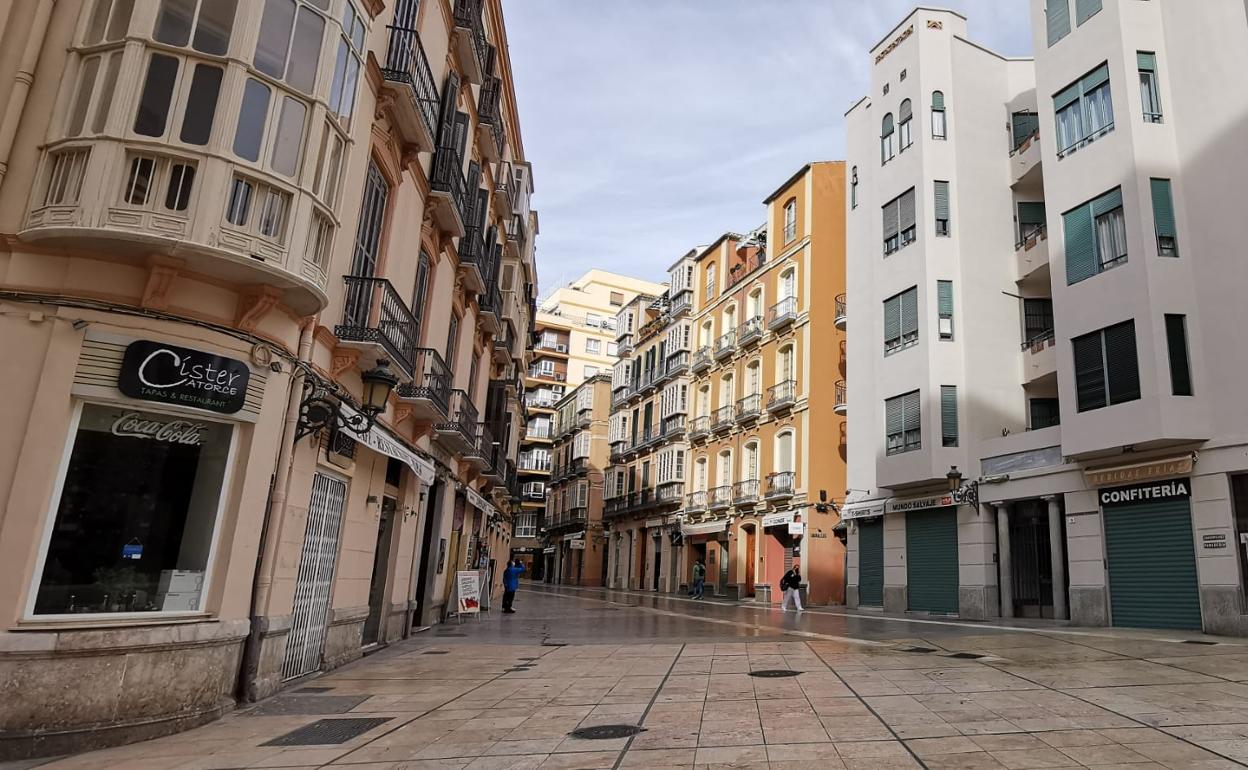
0,0 -> 56,189
238,317 -> 316,702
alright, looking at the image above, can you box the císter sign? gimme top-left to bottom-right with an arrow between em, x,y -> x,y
1099,478 -> 1190,506
118,340 -> 250,414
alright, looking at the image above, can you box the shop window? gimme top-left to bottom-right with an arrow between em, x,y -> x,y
31,404 -> 233,616
224,175 -> 291,243
134,54 -> 180,137
154,0 -> 239,56
84,0 -> 135,45
180,64 -> 224,146
42,148 -> 91,207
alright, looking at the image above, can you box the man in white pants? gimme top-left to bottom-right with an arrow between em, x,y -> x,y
780,562 -> 804,612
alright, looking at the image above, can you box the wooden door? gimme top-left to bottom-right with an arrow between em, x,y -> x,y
745,527 -> 756,597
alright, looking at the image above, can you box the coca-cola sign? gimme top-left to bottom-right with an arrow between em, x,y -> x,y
118,340 -> 250,414
110,411 -> 207,445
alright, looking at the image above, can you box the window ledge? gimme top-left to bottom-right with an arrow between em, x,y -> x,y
12,613 -> 217,632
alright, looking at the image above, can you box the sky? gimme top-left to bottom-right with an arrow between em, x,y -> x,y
504,0 -> 1034,296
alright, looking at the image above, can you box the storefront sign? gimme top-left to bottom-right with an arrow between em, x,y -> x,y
118,340 -> 250,414
562,531 -> 585,542
340,403 -> 436,484
110,411 -> 209,445
1085,455 -> 1194,488
569,539 -> 586,550
841,500 -> 886,521
1099,479 -> 1190,506
644,518 -> 664,528
1203,533 -> 1228,550
762,511 -> 795,528
543,546 -> 555,554
886,494 -> 954,514
788,521 -> 805,536
455,571 -> 480,614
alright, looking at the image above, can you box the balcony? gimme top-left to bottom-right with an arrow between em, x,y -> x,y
617,333 -> 635,355
834,380 -> 847,415
335,276 -> 419,378
493,161 -> 517,215
733,479 -> 759,506
768,296 -> 797,330
435,389 -> 478,453
525,393 -> 557,411
640,423 -> 659,448
738,316 -> 763,347
630,489 -> 653,512
605,496 -> 629,517
708,485 -> 732,510
1015,224 -> 1050,282
712,406 -> 735,433
464,422 -> 493,470
522,484 -> 546,501
736,393 -> 761,423
506,214 -> 527,259
576,409 -> 592,429
714,330 -> 736,360
526,423 -> 552,441
765,471 -> 795,501
688,415 -> 711,440
662,415 -> 685,438
527,366 -> 567,383
517,455 -> 550,472
656,482 -> 685,504
379,26 -> 439,153
1022,328 -> 1057,385
691,346 -> 712,372
475,77 -> 505,163
429,144 -> 467,237
451,0 -> 489,84
534,338 -> 569,356
1010,127 -> 1042,187
768,379 -> 796,413
478,282 -> 503,335
492,324 -> 513,365
666,351 -> 690,376
685,490 -> 708,514
396,348 -> 451,419
834,294 -> 847,330
571,457 -> 589,476
670,289 -> 692,316
567,506 -> 587,524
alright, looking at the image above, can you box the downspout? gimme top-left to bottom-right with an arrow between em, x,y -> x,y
0,0 -> 56,189
238,317 -> 316,702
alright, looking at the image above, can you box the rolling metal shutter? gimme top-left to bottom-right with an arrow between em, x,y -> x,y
906,507 -> 959,614
1104,499 -> 1201,630
858,519 -> 884,607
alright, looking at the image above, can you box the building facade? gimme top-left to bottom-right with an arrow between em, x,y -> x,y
0,0 -> 537,758
844,2 -> 1248,635
543,375 -> 611,585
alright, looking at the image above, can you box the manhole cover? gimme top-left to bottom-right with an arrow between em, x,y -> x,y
248,694 -> 370,716
568,724 -> 645,740
296,686 -> 333,694
262,717 -> 392,746
947,652 -> 984,660
902,646 -> 937,653
1184,640 -> 1218,645
748,669 -> 802,678
422,650 -> 450,655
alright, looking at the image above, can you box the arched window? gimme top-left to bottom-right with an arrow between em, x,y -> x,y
775,430 -> 795,473
720,372 -> 735,407
779,267 -> 796,300
777,344 -> 795,384
747,286 -> 763,319
742,441 -> 759,481
700,319 -> 714,347
932,91 -> 947,139
746,358 -> 761,395
783,198 -> 797,242
898,99 -> 913,150
717,449 -> 733,486
881,112 -> 895,163
698,384 -> 711,416
695,456 -> 708,490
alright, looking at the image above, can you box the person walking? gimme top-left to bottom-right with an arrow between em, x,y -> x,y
780,563 -> 804,612
501,559 -> 525,614
690,559 -> 706,599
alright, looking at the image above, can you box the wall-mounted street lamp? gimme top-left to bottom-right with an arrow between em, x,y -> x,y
946,465 -> 979,508
295,359 -> 399,441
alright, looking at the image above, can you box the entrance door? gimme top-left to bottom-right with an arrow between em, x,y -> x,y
1104,498 -> 1201,630
744,526 -> 756,597
652,534 -> 662,591
858,518 -> 884,607
282,473 -> 347,680
362,497 -> 396,645
717,539 -> 729,590
1010,501 -> 1054,617
905,508 -> 959,614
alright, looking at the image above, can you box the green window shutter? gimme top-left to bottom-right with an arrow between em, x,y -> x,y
1011,112 -> 1039,149
899,188 -> 916,232
1075,0 -> 1102,25
1092,186 -> 1123,218
899,99 -> 913,123
901,288 -> 918,338
1053,82 -> 1081,112
1080,63 -> 1110,93
1018,202 -> 1047,227
883,197 -> 900,239
1104,320 -> 1140,405
884,295 -> 900,346
937,280 -> 953,316
1151,178 -> 1178,250
1165,314 -> 1192,396
934,181 -> 950,221
885,395 -> 903,437
1064,204 -> 1096,284
1072,330 -> 1107,411
903,390 -> 922,439
932,91 -> 945,110
1137,51 -> 1157,71
881,113 -> 894,136
1046,0 -> 1070,46
940,386 -> 958,447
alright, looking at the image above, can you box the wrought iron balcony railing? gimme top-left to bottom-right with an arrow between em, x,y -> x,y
714,329 -> 736,359
396,348 -> 451,415
738,315 -> 763,346
733,479 -> 759,505
708,485 -> 733,509
380,25 -> 439,147
766,471 -> 795,500
692,346 -> 712,372
688,415 -> 711,439
834,294 -> 847,329
768,296 -> 797,329
712,405 -> 735,432
336,275 -> 419,377
685,490 -> 707,513
768,379 -> 797,411
736,393 -> 761,422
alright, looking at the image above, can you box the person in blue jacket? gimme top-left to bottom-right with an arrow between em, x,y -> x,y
502,559 -> 525,614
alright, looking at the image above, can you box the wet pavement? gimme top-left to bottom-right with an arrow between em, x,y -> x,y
12,584 -> 1248,769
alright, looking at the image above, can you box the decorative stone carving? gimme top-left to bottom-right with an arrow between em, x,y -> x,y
331,349 -> 359,377
234,285 -> 284,332
139,256 -> 183,311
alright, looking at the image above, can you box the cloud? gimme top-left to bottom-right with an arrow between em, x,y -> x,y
504,0 -> 1033,295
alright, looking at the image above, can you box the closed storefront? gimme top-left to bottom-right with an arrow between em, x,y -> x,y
857,517 -> 884,607
905,507 -> 959,614
1101,480 -> 1201,630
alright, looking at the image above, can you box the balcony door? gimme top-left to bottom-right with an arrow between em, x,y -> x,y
344,162 -> 389,327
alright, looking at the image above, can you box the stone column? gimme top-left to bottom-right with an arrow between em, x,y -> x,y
1045,496 -> 1068,620
996,503 -> 1013,618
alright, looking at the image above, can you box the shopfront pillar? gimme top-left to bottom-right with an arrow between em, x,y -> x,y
996,503 -> 1013,618
1045,496 -> 1068,620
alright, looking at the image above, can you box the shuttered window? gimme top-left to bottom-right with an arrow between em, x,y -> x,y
934,181 -> 950,236
1046,0 -> 1070,46
1075,0 -> 1102,25
1023,298 -> 1054,343
1151,178 -> 1178,256
937,280 -> 953,340
884,286 -> 919,354
1018,201 -> 1047,242
931,91 -> 946,139
1029,398 -> 1061,430
1055,63 -> 1114,156
1064,186 -> 1125,284
1011,111 -> 1040,151
1072,320 -> 1140,412
1165,314 -> 1192,396
1139,52 -> 1162,123
881,113 -> 895,164
940,386 -> 958,447
885,390 -> 921,455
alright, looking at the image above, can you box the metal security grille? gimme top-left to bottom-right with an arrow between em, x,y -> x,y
282,473 -> 348,681
1104,499 -> 1202,630
857,518 -> 884,607
905,507 -> 959,614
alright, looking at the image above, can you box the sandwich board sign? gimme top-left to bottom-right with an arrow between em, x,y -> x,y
455,570 -> 481,620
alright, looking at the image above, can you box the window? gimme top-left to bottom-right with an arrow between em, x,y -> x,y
304,210 -> 334,276
705,263 -> 717,300
777,344 -> 794,383
742,442 -> 759,481
84,0 -> 135,45
936,280 -> 953,340
134,54 -> 180,137
885,390 -> 921,455
179,64 -> 224,146
1072,320 -> 1139,412
327,1 -> 365,122
1054,63 -> 1113,158
66,52 -> 123,137
931,91 -> 946,139
445,312 -> 460,372
1075,0 -> 1101,26
1023,298 -> 1054,344
585,338 -> 601,355
940,386 -> 959,447
609,291 -> 624,306
850,166 -> 858,209
270,96 -> 308,177
1138,52 -> 1162,123
1018,201 -> 1047,243
779,268 -> 795,300
31,403 -> 233,616
880,113 -> 895,163
883,287 -> 919,353
606,342 -> 618,356
882,188 -> 916,255
775,430 -> 794,473
934,181 -> 950,236
515,514 -> 537,539
585,313 -> 602,329
1151,178 -> 1178,256
233,78 -> 271,161
583,365 -> 599,379
1046,0 -> 1070,47
1029,398 -> 1061,430
41,148 -> 90,207
1164,314 -> 1192,396
154,0 -> 238,56
312,121 -> 347,208
898,99 -> 913,150
539,360 -> 554,376
1064,187 -> 1125,284
1011,111 -> 1040,152
120,154 -> 196,213
783,198 -> 797,242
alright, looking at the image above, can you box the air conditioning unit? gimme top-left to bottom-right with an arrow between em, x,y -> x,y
555,344 -> 568,353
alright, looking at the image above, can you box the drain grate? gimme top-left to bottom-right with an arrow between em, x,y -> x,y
901,646 -> 938,653
1184,640 -> 1218,646
748,669 -> 802,678
947,652 -> 985,660
296,686 -> 333,694
422,650 -> 450,655
262,717 -> 392,746
541,641 -> 566,647
249,694 -> 370,716
568,724 -> 645,740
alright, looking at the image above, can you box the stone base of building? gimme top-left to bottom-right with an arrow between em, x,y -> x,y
958,586 -> 1000,620
845,585 -> 860,609
1069,586 -> 1109,627
883,586 -> 907,613
323,606 -> 368,670
1199,586 -> 1248,636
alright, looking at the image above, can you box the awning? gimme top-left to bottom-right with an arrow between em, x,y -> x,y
761,511 -> 796,528
465,486 -> 498,518
841,499 -> 887,521
682,520 -> 727,536
562,531 -> 585,542
340,403 -> 436,484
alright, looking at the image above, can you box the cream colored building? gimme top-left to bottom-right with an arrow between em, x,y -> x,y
0,0 -> 538,758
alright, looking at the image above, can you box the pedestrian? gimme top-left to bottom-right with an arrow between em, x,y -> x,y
690,559 -> 706,599
780,562 -> 804,612
502,559 -> 525,614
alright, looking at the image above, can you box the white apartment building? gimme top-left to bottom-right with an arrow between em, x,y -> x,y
844,2 -> 1248,635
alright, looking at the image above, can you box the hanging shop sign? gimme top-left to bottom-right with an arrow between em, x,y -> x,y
339,402 -> 436,484
762,511 -> 796,528
788,521 -> 806,536
1085,455 -> 1195,488
644,518 -> 664,528
886,493 -> 954,514
464,486 -> 497,518
118,340 -> 250,414
841,499 -> 887,521
1098,478 -> 1191,506
569,539 -> 586,550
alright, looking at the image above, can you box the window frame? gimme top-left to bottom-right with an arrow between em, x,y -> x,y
885,390 -> 922,456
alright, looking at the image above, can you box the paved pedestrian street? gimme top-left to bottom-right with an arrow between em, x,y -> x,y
13,587 -> 1248,770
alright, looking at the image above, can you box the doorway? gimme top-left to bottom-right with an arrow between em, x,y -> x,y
282,473 -> 347,680
744,526 -> 756,597
413,481 -> 441,629
652,533 -> 662,591
363,497 -> 396,645
1009,500 -> 1055,618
